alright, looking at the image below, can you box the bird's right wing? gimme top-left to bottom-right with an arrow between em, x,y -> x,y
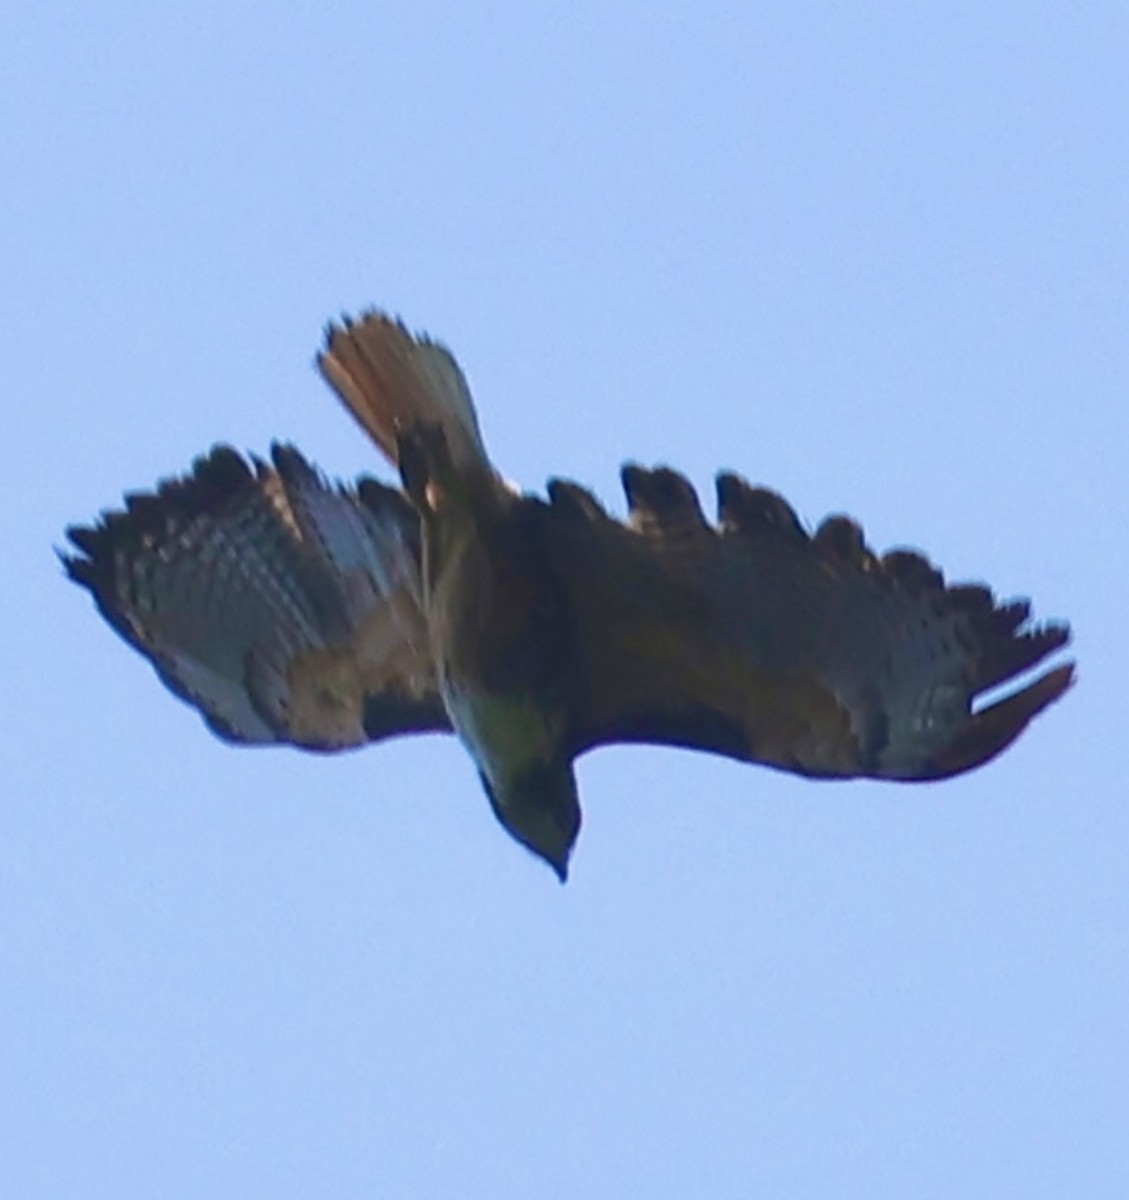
63,445 -> 450,750
542,467 -> 1072,781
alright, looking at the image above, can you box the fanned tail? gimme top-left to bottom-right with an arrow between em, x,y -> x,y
318,312 -> 490,473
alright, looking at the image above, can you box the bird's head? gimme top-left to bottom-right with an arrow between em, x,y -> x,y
481,761 -> 581,883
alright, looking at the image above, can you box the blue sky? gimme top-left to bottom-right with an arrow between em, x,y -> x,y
4,3 -> 1126,1196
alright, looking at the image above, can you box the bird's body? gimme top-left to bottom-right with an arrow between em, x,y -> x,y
402,429 -> 581,875
63,311 -> 1074,878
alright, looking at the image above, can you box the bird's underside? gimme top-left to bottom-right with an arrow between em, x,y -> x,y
63,311 -> 1074,879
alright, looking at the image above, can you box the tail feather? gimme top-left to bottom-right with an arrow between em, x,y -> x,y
318,312 -> 489,473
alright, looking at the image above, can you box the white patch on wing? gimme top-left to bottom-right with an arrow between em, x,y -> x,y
160,651 -> 277,742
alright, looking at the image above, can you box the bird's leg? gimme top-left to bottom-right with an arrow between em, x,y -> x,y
396,423 -> 433,511
396,422 -> 462,518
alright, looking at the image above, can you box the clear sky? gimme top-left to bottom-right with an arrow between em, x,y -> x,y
4,3 -> 1126,1196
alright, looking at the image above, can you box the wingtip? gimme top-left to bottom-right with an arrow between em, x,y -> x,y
59,520 -> 114,598
57,540 -> 89,588
927,660 -> 1076,779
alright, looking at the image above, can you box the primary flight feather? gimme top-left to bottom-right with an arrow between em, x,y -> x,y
63,312 -> 1073,879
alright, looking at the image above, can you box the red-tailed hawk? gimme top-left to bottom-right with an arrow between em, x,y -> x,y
64,312 -> 1073,879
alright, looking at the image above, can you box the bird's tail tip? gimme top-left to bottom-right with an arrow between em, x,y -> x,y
317,311 -> 490,475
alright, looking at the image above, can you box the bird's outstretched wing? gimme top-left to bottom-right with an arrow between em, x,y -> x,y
63,445 -> 449,749
543,466 -> 1073,780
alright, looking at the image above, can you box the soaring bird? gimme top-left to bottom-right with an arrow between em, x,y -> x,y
63,312 -> 1073,879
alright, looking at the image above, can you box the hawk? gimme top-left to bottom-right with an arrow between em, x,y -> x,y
64,312 -> 1073,879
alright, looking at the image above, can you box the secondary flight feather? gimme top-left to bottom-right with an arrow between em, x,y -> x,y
63,312 -> 1073,879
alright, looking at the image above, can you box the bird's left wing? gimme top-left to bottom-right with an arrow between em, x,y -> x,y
64,445 -> 450,749
542,467 -> 1072,781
